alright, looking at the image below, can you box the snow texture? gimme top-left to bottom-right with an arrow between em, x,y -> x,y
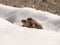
0,4 -> 60,45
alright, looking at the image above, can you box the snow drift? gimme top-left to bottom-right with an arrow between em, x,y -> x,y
0,17 -> 60,45
0,4 -> 60,31
0,4 -> 60,45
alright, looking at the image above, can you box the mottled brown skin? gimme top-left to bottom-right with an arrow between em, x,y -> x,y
32,23 -> 43,29
21,20 -> 31,28
27,18 -> 43,29
21,18 -> 43,29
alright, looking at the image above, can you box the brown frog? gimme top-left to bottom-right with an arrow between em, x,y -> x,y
27,18 -> 43,29
21,18 -> 43,29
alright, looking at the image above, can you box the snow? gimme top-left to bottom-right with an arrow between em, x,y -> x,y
0,18 -> 60,45
0,4 -> 60,45
0,4 -> 60,31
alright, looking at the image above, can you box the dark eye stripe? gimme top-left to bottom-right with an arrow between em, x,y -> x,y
21,20 -> 26,22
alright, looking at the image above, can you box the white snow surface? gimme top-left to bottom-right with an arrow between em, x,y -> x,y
0,4 -> 60,45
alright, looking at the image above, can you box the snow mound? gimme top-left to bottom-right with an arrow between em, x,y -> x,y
0,4 -> 60,45
0,17 -> 60,45
0,4 -> 60,31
